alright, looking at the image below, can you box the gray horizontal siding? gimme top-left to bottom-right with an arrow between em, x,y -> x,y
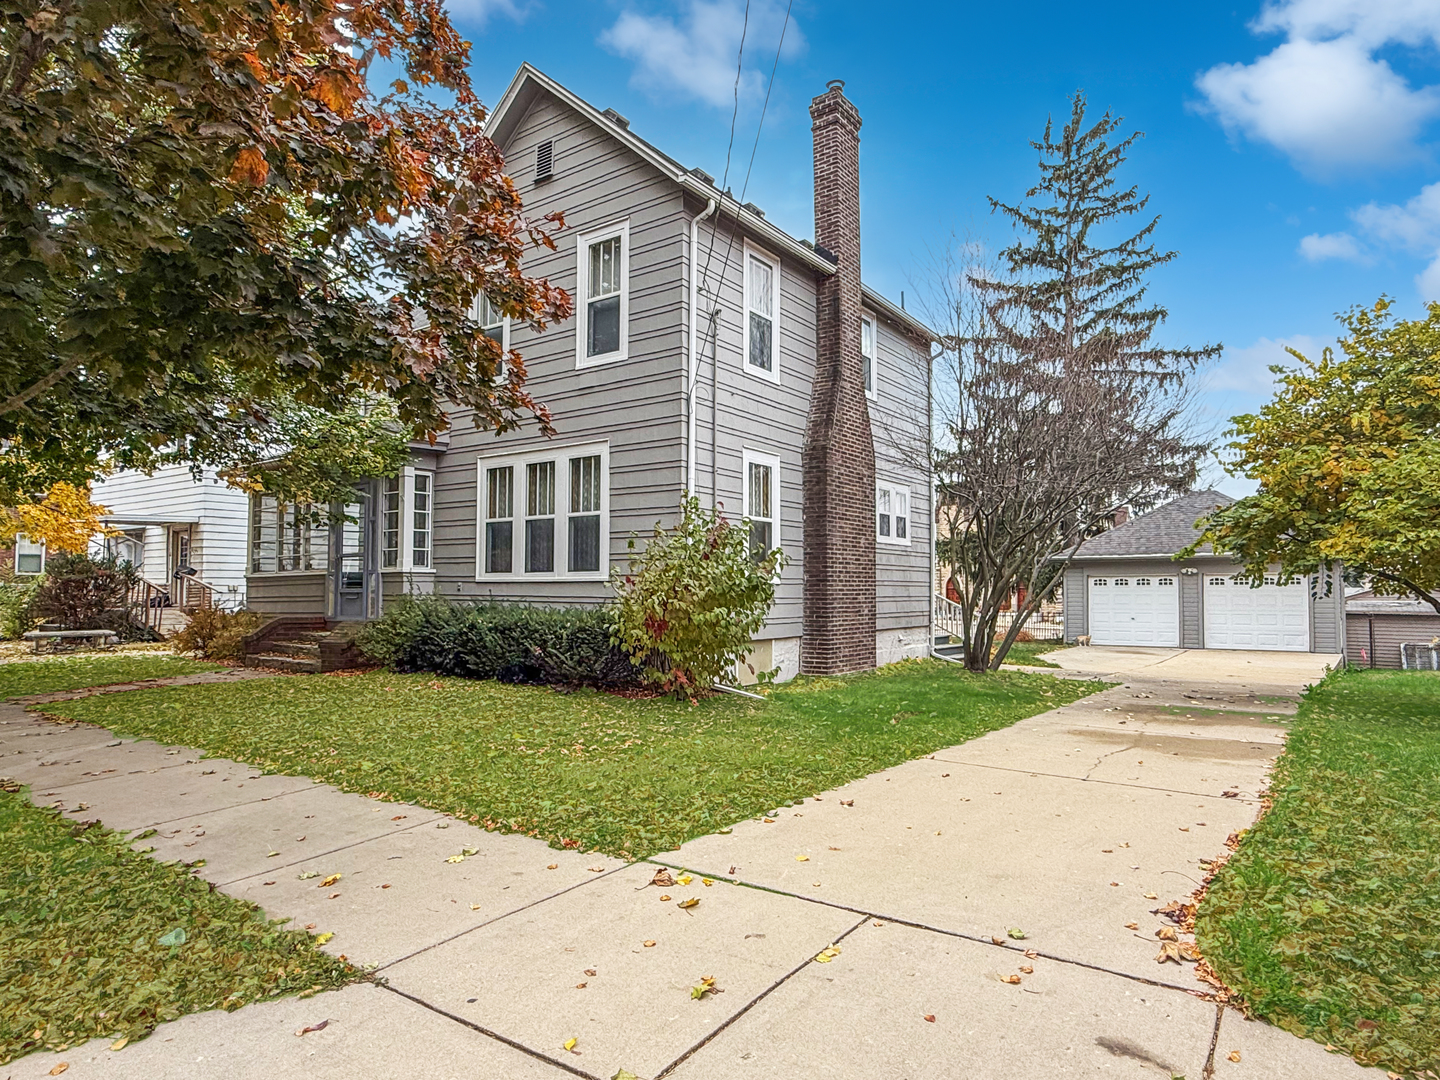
247,573 -> 326,615
1346,613 -> 1440,669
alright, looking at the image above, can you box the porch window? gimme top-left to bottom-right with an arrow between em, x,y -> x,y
250,497 -> 328,574
485,466 -> 514,575
412,471 -> 432,570
876,481 -> 911,546
742,449 -> 780,562
381,477 -> 402,569
14,534 -> 44,575
578,224 -> 628,365
477,442 -> 610,580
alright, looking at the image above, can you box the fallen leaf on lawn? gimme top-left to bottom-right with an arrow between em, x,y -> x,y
923,1014 -> 936,1023
795,854 -> 810,862
1007,928 -> 1026,939
678,897 -> 700,910
643,940 -> 657,947
298,871 -> 319,880
563,1037 -> 578,1051
109,1037 -> 129,1051
1155,926 -> 1178,941
1228,1051 -> 1241,1062
1125,922 -> 1139,930
157,927 -> 187,947
1357,1019 -> 1378,1031
1019,965 -> 1034,974
320,874 -> 341,887
315,932 -> 334,945
295,1020 -> 329,1037
49,1064 -> 68,1076
1002,975 -> 1021,984
547,864 -> 558,870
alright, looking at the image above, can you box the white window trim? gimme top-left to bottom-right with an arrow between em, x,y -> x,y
402,467 -> 435,572
742,242 -> 781,384
741,448 -> 783,580
575,221 -> 630,369
248,496 -> 329,576
876,480 -> 912,547
14,533 -> 45,575
471,293 -> 510,375
861,312 -> 879,402
475,440 -> 611,582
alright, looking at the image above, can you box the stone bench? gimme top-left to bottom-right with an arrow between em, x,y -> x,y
22,629 -> 120,654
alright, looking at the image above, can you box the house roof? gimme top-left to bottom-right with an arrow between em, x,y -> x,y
485,63 -> 937,344
1069,490 -> 1236,560
1346,590 -> 1440,617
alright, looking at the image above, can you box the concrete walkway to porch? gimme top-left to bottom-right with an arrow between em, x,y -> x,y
3,649 -> 1377,1080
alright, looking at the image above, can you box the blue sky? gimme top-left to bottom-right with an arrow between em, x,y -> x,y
448,0 -> 1440,496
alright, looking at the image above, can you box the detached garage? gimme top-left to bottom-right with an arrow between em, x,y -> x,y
1061,490 -> 1345,655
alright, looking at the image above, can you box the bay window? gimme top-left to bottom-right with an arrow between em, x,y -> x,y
478,442 -> 610,580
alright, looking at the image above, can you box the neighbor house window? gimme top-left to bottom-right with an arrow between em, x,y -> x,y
578,224 -> 628,365
411,471 -> 432,570
250,497 -> 328,574
14,534 -> 44,575
876,482 -> 911,546
861,315 -> 877,399
475,293 -> 508,370
479,442 -> 610,580
742,449 -> 780,562
745,250 -> 778,379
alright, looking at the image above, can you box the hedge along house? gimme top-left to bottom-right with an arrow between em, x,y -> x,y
1061,490 -> 1345,654
245,65 -> 936,680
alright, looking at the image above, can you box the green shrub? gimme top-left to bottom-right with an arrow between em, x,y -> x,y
171,609 -> 269,661
0,575 -> 38,639
356,595 -> 634,686
24,553 -> 157,641
611,495 -> 787,695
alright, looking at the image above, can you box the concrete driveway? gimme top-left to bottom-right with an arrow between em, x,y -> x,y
1041,644 -> 1342,687
7,652 -> 1380,1080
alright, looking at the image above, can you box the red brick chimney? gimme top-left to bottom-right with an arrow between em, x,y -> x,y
802,80 -> 876,674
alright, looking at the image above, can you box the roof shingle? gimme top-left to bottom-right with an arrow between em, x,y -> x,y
1070,490 -> 1235,559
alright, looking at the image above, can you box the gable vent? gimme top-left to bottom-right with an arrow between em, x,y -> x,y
535,139 -> 554,183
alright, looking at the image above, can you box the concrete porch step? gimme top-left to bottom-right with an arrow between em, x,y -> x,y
245,654 -> 320,674
265,640 -> 321,660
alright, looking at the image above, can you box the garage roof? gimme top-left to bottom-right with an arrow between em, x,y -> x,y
1070,490 -> 1235,559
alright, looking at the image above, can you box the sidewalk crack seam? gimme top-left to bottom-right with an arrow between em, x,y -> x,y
1083,743 -> 1138,781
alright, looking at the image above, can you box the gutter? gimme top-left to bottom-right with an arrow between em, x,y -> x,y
687,198 -> 719,496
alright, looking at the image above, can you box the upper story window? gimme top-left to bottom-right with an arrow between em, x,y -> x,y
577,223 -> 628,366
479,442 -> 610,580
860,315 -> 877,400
475,293 -> 508,353
380,469 -> 434,571
876,481 -> 910,546
742,449 -> 780,562
14,534 -> 44,575
251,497 -> 329,574
745,248 -> 779,381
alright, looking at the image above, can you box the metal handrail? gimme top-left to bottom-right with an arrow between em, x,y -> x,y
933,594 -> 1065,642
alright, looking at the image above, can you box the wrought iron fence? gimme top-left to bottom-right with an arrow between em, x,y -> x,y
933,596 -> 1066,643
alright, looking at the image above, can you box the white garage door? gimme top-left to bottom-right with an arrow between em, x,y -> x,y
1088,575 -> 1180,647
1204,573 -> 1309,651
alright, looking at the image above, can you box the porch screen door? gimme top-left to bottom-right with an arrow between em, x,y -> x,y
329,487 -> 380,619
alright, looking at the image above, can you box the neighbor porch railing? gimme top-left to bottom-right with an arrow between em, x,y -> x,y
933,595 -> 1066,643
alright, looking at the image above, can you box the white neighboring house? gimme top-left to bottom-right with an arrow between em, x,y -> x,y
90,466 -> 250,615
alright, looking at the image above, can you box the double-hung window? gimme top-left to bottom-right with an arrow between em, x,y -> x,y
861,315 -> 877,399
14,534 -> 44,575
742,449 -> 781,563
876,481 -> 911,546
578,223 -> 628,366
380,469 -> 434,571
745,247 -> 779,380
474,293 -> 508,373
478,442 -> 610,580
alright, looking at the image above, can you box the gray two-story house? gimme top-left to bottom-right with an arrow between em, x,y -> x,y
246,64 -> 935,680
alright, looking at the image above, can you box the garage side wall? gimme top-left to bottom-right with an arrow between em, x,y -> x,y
1310,564 -> 1345,656
1063,564 -> 1086,642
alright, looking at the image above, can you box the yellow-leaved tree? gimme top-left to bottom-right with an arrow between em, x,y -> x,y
1,483 -> 112,557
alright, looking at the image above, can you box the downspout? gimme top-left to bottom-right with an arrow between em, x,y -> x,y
687,198 -> 719,497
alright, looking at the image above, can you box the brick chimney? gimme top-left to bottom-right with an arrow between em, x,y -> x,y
802,80 -> 876,675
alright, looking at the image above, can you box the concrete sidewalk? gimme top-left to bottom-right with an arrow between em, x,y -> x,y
4,654 -> 1379,1080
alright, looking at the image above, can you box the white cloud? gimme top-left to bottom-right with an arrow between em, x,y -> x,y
444,0 -> 525,26
1417,256 -> 1440,300
1298,231 -> 1364,261
600,0 -> 803,109
1207,335 -> 1320,395
1351,181 -> 1440,250
1194,0 -> 1440,172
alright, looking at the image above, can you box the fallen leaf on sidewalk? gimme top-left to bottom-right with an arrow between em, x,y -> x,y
470,904 -> 481,910
923,1014 -> 936,1023
1144,892 -> 1158,900
1007,928 -> 1026,939
1228,1051 -> 1241,1062
585,968 -> 597,977
690,976 -> 721,1000
814,944 -> 842,963
320,874 -> 341,887
678,897 -> 699,910
840,800 -> 854,807
445,854 -> 465,863
48,1063 -> 68,1075
1155,926 -> 1178,941
1002,975 -> 1022,984
575,982 -> 587,989
109,1037 -> 129,1051
295,1020 -> 329,1037
1179,942 -> 1201,961
643,940 -> 656,947
1024,949 -> 1037,959
702,878 -> 714,886
1155,941 -> 1183,964
612,1071 -> 640,1080
659,894 -> 672,901
547,863 -> 558,870
677,874 -> 693,885
795,854 -> 809,862
991,936 -> 1006,945
563,1037 -> 578,1051
1019,965 -> 1034,974
1125,922 -> 1140,930
315,932 -> 334,945
267,850 -> 280,857
298,871 -> 319,880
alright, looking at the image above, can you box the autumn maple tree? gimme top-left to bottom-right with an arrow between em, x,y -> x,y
0,0 -> 571,505
0,481 -> 110,553
1193,299 -> 1440,613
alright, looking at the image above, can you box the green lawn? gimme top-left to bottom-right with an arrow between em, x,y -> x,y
0,655 -> 223,699
1197,669 -> 1440,1076
998,641 -> 1065,668
0,790 -> 352,1065
37,660 -> 1104,860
